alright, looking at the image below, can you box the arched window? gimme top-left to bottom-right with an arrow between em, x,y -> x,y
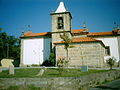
58,17 -> 64,29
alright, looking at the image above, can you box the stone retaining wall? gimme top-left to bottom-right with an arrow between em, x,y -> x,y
0,70 -> 120,90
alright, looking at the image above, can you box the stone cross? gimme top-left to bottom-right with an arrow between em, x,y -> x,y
36,66 -> 46,76
9,65 -> 14,75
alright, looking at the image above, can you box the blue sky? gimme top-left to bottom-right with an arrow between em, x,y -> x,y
0,0 -> 120,37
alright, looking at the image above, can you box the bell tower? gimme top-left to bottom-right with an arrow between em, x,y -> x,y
50,1 -> 72,46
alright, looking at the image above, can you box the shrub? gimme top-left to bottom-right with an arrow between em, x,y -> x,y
49,53 -> 55,66
106,57 -> 116,70
57,56 -> 69,74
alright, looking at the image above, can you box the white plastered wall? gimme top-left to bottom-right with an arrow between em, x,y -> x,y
95,37 -> 119,61
23,38 -> 44,65
21,38 -> 51,65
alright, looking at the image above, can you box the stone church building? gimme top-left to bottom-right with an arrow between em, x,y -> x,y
20,1 -> 120,67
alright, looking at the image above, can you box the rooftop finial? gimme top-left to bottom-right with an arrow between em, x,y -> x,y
83,22 -> 88,32
28,25 -> 31,31
83,22 -> 87,29
21,25 -> 25,36
113,22 -> 120,34
117,24 -> 120,30
114,21 -> 117,30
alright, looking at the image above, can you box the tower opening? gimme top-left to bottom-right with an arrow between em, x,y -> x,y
58,17 -> 64,29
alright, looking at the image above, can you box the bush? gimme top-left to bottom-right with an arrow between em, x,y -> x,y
57,56 -> 68,75
49,53 -> 55,66
106,57 -> 116,70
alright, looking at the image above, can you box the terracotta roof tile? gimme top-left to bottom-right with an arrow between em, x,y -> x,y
71,29 -> 88,34
23,32 -> 51,37
112,30 -> 120,34
71,29 -> 85,33
24,31 -> 33,36
87,32 -> 113,36
72,37 -> 101,43
54,37 -> 101,44
112,30 -> 118,33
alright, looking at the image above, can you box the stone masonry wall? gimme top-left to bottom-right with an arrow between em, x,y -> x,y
56,42 -> 105,67
0,70 -> 120,90
51,12 -> 72,47
51,13 -> 71,32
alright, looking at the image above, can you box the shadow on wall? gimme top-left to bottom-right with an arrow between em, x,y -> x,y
42,38 -> 55,66
43,38 -> 51,62
42,39 -> 56,66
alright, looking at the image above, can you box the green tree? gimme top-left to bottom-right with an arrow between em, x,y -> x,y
106,57 -> 116,70
60,32 -> 72,67
0,31 -> 8,59
0,29 -> 20,66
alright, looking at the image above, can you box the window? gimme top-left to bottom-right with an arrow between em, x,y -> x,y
105,46 -> 110,56
57,17 -> 64,29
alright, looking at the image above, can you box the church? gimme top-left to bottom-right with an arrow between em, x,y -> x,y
20,1 -> 120,67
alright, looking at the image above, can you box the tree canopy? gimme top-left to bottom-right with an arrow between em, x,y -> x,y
0,28 -> 20,66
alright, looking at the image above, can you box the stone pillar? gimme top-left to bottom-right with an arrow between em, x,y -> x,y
36,66 -> 46,76
0,68 -> 2,73
20,39 -> 24,67
9,65 -> 14,75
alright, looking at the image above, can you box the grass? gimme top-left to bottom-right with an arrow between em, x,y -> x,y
0,68 -> 114,78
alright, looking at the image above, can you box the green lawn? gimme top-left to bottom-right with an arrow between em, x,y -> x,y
0,68 -> 113,78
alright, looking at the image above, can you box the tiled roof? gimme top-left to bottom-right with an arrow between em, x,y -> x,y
71,29 -> 88,34
72,29 -> 120,36
112,30 -> 120,34
54,37 -> 101,44
87,32 -> 114,36
71,29 -> 85,33
72,37 -> 101,43
112,30 -> 118,33
22,29 -> 119,37
23,31 -> 51,37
